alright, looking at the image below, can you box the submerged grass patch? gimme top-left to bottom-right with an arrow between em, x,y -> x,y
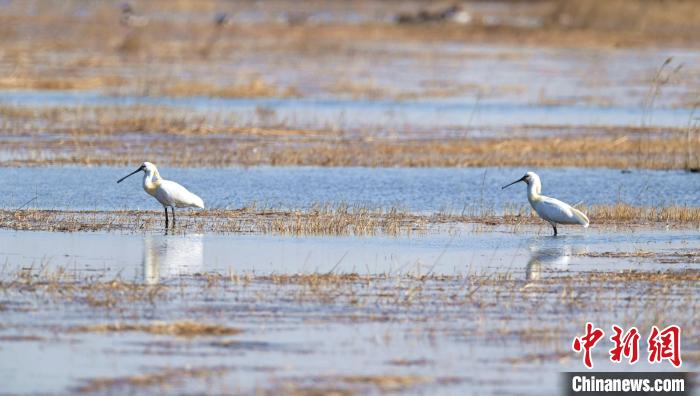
4,268 -> 697,318
2,268 -> 696,346
160,77 -> 299,99
74,366 -> 229,394
70,321 -> 241,337
309,374 -> 439,391
0,75 -> 124,91
2,125 -> 698,169
2,266 -> 697,392
0,203 -> 698,235
0,206 -> 429,235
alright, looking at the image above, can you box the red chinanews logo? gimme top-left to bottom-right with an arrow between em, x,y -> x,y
572,323 -> 682,369
647,325 -> 682,368
609,325 -> 640,364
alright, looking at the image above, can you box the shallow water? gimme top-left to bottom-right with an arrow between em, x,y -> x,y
4,319 -> 685,395
2,43 -> 698,132
0,90 -> 694,131
2,9 -> 697,394
1,227 -> 697,395
1,226 -> 697,280
0,166 -> 697,212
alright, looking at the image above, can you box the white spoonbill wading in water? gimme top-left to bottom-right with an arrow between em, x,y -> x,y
502,171 -> 589,236
117,162 -> 204,228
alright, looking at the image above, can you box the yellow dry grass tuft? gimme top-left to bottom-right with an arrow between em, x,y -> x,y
75,366 -> 228,394
337,375 -> 435,391
548,0 -> 700,39
161,77 -> 299,98
585,203 -> 700,224
1,204 -> 699,236
2,111 -> 697,169
500,204 -> 700,226
0,75 -> 124,90
0,206 -> 429,235
70,320 -> 241,337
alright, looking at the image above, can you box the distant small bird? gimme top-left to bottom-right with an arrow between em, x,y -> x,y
117,162 -> 204,228
200,12 -> 231,58
214,12 -> 229,26
502,171 -> 589,236
396,4 -> 471,25
120,2 -> 149,27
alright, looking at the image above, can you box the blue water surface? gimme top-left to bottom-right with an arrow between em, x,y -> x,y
0,166 -> 696,212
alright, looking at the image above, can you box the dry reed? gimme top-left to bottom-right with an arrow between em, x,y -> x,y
1,262 -> 696,394
1,204 -> 699,236
2,128 -> 698,169
75,366 -> 229,394
70,321 -> 241,337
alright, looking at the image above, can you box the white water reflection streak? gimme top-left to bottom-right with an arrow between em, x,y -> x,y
1,228 -> 697,283
143,234 -> 204,284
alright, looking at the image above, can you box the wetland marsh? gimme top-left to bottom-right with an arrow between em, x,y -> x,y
2,225 -> 698,394
1,0 -> 699,394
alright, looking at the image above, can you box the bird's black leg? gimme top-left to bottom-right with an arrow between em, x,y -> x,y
171,207 -> 176,228
552,224 -> 558,236
164,207 -> 169,229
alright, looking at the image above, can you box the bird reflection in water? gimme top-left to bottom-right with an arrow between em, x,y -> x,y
525,244 -> 574,282
143,234 -> 204,285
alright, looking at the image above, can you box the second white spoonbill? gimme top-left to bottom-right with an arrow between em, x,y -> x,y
117,162 -> 204,228
502,171 -> 589,236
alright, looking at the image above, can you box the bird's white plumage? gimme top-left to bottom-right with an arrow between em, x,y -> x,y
153,180 -> 204,209
503,171 -> 589,235
117,162 -> 204,229
135,162 -> 204,209
534,197 -> 588,226
117,161 -> 205,226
